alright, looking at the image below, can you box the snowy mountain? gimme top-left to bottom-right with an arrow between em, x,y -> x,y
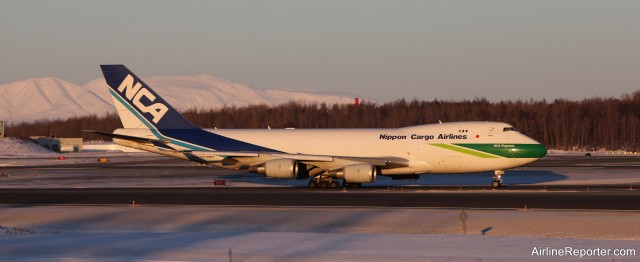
1,75 -> 358,123
0,78 -> 114,122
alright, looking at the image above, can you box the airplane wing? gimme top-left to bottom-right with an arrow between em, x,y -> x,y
205,151 -> 409,168
334,156 -> 410,168
87,130 -> 409,168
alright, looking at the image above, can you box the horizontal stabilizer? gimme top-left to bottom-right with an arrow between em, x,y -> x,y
83,130 -> 169,144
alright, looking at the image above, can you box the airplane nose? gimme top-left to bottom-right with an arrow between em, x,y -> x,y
519,134 -> 547,158
532,143 -> 547,158
515,143 -> 547,158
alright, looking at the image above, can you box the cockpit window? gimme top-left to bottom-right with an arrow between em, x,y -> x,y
503,127 -> 518,132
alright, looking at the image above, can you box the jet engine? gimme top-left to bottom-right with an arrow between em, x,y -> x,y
251,159 -> 308,179
336,163 -> 377,183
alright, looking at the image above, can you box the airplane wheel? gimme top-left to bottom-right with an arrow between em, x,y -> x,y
329,181 -> 340,189
308,180 -> 318,189
342,181 -> 362,188
491,180 -> 502,189
320,181 -> 329,189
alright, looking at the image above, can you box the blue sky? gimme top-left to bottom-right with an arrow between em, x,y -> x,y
1,0 -> 639,101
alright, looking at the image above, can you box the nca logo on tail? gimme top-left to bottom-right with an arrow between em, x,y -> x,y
117,74 -> 168,123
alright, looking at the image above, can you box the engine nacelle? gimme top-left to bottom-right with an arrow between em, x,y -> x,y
342,163 -> 377,183
252,159 -> 307,179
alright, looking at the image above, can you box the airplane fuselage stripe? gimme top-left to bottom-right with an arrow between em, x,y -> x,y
432,143 -> 547,159
431,144 -> 500,158
110,89 -> 280,152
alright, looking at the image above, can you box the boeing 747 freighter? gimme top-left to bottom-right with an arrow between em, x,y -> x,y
89,65 -> 547,189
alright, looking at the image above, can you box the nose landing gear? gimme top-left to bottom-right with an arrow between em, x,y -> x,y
492,170 -> 504,189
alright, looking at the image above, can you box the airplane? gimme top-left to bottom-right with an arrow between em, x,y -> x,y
89,65 -> 547,189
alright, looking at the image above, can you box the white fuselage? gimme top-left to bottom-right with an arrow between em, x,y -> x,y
113,121 -> 546,176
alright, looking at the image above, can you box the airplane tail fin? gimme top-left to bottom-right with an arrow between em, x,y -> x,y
100,65 -> 197,130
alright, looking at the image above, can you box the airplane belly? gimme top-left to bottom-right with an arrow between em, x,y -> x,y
430,157 -> 527,173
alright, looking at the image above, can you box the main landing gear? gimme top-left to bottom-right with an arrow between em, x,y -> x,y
492,170 -> 504,189
308,176 -> 340,189
307,176 -> 361,190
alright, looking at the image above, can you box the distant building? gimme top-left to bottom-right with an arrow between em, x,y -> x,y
0,121 -> 4,138
32,137 -> 83,152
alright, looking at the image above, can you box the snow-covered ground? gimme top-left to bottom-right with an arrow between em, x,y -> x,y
0,206 -> 637,261
0,137 -> 57,159
83,142 -> 144,152
547,149 -> 640,157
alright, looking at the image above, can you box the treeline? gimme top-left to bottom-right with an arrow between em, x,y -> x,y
7,91 -> 640,151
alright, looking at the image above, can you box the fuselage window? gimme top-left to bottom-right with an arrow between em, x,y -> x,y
503,127 -> 517,132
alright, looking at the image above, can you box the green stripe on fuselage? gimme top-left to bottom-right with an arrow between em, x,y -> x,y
454,143 -> 547,158
431,144 -> 500,158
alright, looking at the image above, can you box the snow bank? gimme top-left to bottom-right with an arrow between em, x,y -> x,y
0,137 -> 56,158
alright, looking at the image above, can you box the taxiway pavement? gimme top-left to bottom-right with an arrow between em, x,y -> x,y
0,155 -> 639,210
0,187 -> 638,210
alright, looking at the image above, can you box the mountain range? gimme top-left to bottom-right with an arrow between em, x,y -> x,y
0,75 -> 358,123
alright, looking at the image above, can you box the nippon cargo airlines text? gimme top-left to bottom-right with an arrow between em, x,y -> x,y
379,134 -> 467,141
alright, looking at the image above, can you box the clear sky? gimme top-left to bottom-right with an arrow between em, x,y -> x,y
1,0 -> 639,102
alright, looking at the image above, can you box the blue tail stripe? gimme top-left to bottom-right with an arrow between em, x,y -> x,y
109,89 -> 209,150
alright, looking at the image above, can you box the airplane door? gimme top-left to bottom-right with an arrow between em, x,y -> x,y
488,127 -> 495,137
